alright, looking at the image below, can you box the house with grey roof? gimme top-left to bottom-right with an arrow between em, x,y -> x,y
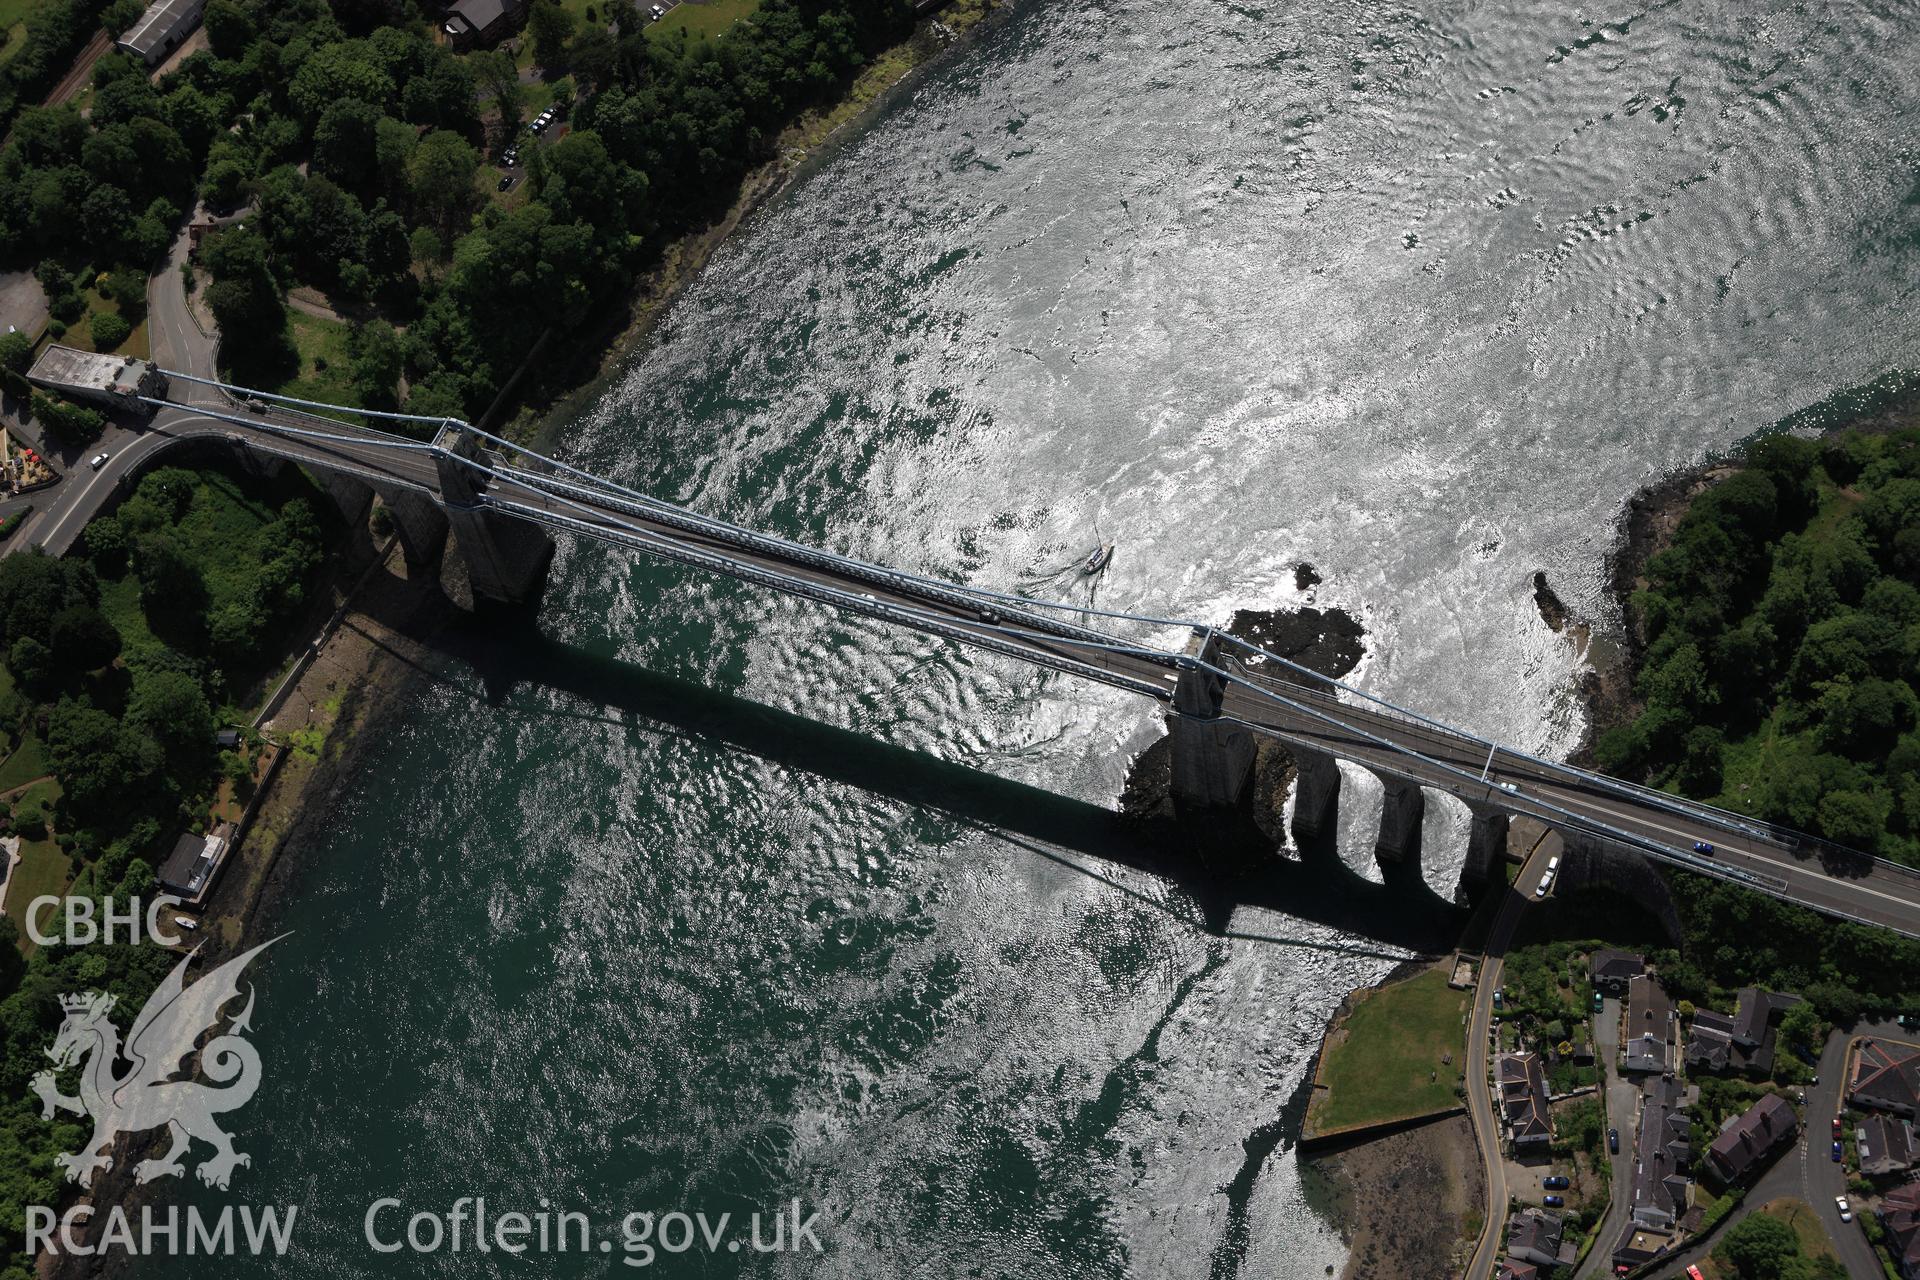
1852,1038 -> 1920,1118
1505,1209 -> 1564,1268
1623,973 -> 1674,1075
1703,1093 -> 1797,1186
1499,1052 -> 1552,1150
1629,1076 -> 1692,1230
1589,947 -> 1645,995
1864,1114 -> 1920,1178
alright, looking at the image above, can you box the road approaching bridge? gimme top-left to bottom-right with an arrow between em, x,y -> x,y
25,370 -> 1920,941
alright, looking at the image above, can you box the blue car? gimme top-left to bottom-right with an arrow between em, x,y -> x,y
1693,841 -> 1714,855
1543,1195 -> 1564,1207
1832,1141 -> 1844,1162
1543,1176 -> 1570,1190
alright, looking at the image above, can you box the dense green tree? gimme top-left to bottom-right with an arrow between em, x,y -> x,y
46,700 -> 163,819
313,96 -> 385,191
407,129 -> 478,229
529,0 -> 577,70
126,668 -> 215,758
131,532 -> 207,624
28,392 -> 104,444
202,0 -> 257,57
349,319 -> 404,409
289,40 -> 397,123
0,331 -> 30,381
48,605 -> 121,676
89,311 -> 131,351
100,0 -> 144,34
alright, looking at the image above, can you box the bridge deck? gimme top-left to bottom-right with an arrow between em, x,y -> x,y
52,385 -> 1920,939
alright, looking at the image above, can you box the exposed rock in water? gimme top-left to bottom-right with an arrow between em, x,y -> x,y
1531,571 -> 1568,633
1294,561 -> 1323,591
1223,604 -> 1364,683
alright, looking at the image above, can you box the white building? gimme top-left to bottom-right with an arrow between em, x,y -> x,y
116,0 -> 207,66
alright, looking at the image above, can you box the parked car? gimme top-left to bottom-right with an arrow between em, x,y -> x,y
1832,1141 -> 1843,1162
1607,1128 -> 1619,1154
649,3 -> 665,18
88,452 -> 109,470
1542,1194 -> 1564,1208
1492,989 -> 1503,1008
1592,990 -> 1604,1012
1834,1116 -> 1844,1137
1687,1266 -> 1706,1280
1543,1175 -> 1569,1190
499,174 -> 516,191
1836,1196 -> 1853,1222
1692,840 -> 1714,855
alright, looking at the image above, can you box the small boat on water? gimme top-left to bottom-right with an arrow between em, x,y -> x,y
1082,542 -> 1115,576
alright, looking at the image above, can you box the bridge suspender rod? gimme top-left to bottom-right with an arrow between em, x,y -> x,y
481,496 -> 1172,701
456,419 -> 1211,633
489,465 -> 1153,656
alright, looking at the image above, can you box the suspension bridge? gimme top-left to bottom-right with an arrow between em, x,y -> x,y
33,369 -> 1920,939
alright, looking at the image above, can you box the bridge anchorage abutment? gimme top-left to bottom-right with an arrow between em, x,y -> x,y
319,471 -> 376,529
1370,772 -> 1426,866
1457,800 -> 1511,891
1168,630 -> 1257,814
229,436 -> 288,483
432,426 -> 555,606
1289,745 -> 1342,843
374,485 -> 450,572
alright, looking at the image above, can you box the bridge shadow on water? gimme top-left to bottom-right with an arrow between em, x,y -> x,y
409,605 -> 1466,958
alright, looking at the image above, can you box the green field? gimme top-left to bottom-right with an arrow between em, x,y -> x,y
653,0 -> 761,41
0,731 -> 48,795
1308,967 -> 1471,1134
269,310 -> 360,418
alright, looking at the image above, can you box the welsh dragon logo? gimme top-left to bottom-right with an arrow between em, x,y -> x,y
30,939 -> 280,1191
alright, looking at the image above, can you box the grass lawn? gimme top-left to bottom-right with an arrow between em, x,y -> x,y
51,278 -> 150,359
0,20 -> 27,70
653,0 -> 760,41
3,779 -> 71,948
1308,966 -> 1470,1134
267,311 -> 360,418
1699,1197 -> 1838,1278
0,730 -> 49,794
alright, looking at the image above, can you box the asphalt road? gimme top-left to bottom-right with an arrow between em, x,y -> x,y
1463,837 -> 1559,1280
